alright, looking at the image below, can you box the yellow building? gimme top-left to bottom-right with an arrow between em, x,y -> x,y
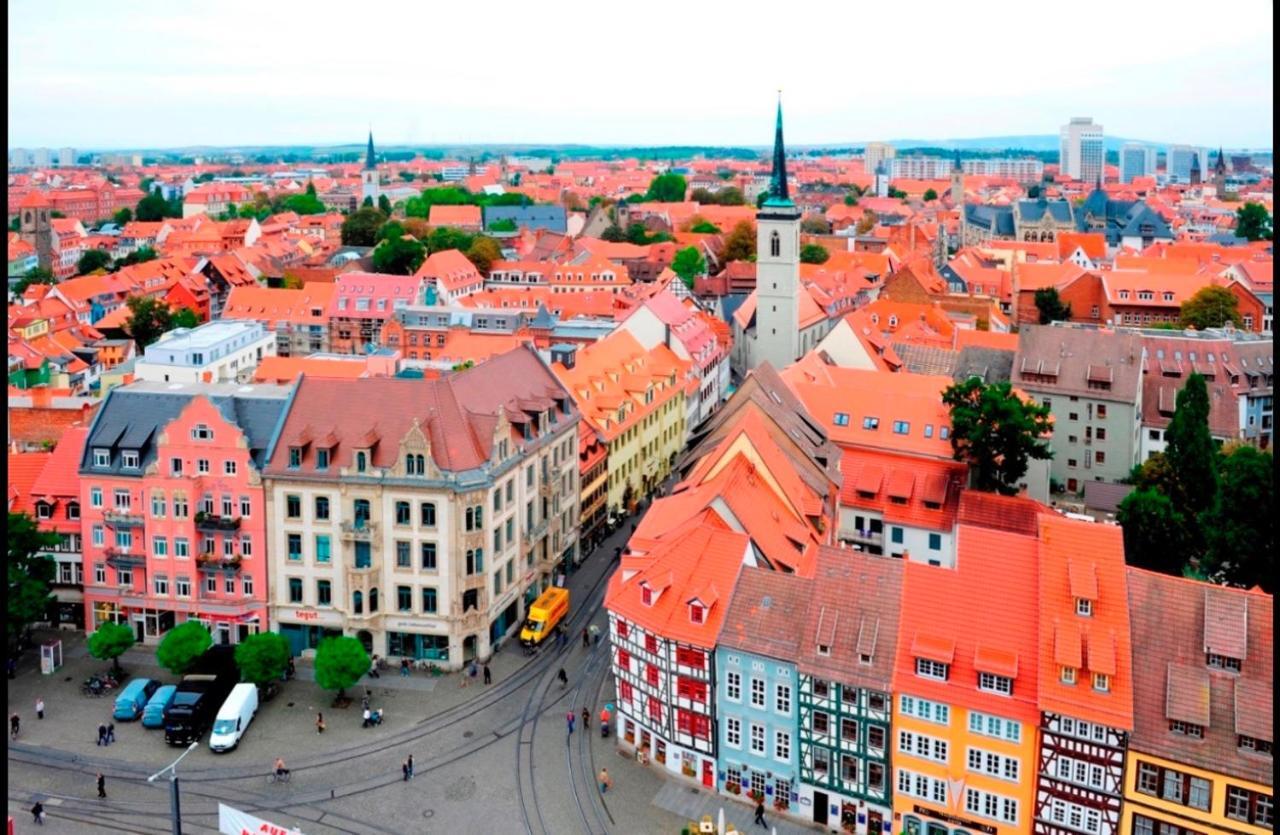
552,330 -> 688,517
1122,570 -> 1273,835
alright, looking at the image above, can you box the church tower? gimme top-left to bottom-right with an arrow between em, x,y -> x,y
1213,146 -> 1228,193
875,159 -> 890,197
753,95 -> 803,372
950,150 -> 964,207
361,131 -> 380,206
17,190 -> 54,271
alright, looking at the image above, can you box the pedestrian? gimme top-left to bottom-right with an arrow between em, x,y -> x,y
566,711 -> 575,735
402,759 -> 410,782
613,546 -> 622,561
582,707 -> 590,731
361,693 -> 370,712
468,659 -> 478,686
96,773 -> 106,799
7,657 -> 15,679
31,801 -> 45,825
362,707 -> 372,728
97,723 -> 108,746
36,697 -> 45,720
557,667 -> 568,688
407,754 -> 414,779
106,722 -> 115,744
400,658 -> 410,677
598,768 -> 612,794
582,627 -> 590,648
316,712 -> 325,734
483,662 -> 491,685
10,712 -> 19,740
754,799 -> 767,828
589,623 -> 601,646
369,656 -> 380,679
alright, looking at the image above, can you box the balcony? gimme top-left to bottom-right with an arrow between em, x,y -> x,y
194,513 -> 242,533
340,521 -> 377,541
197,553 -> 243,571
848,528 -> 884,545
103,511 -> 145,529
103,547 -> 145,567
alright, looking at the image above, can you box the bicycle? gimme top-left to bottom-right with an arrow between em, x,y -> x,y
267,770 -> 292,784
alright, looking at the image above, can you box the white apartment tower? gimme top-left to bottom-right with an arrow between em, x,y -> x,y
1059,117 -> 1105,183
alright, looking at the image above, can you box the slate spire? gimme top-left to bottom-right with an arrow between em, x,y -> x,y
768,93 -> 790,202
365,130 -> 376,171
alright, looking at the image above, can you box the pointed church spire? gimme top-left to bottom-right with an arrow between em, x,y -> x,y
365,130 -> 376,171
953,149 -> 962,172
1215,146 -> 1227,174
768,92 -> 790,203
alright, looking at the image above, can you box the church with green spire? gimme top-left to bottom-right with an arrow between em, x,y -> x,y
361,130 -> 380,206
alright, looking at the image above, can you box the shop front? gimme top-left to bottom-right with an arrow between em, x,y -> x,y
276,606 -> 345,657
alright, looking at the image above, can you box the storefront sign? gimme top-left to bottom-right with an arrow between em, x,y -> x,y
283,608 -> 343,626
392,620 -> 441,631
218,803 -> 304,835
912,805 -> 997,835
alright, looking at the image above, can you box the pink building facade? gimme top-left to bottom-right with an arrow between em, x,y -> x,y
79,382 -> 290,646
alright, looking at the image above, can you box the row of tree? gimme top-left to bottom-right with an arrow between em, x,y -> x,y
339,207 -> 504,275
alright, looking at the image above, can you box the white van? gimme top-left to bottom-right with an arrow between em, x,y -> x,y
209,683 -> 258,752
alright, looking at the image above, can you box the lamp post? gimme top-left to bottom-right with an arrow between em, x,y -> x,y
147,741 -> 199,835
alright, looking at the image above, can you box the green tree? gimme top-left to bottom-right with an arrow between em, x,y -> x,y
690,220 -> 720,234
464,236 -> 502,275
600,224 -> 627,243
800,243 -> 830,265
888,187 -> 907,200
8,216 -> 19,232
801,215 -> 830,234
114,247 -> 158,269
625,223 -> 653,246
843,193 -> 858,207
1180,285 -> 1243,330
1201,446 -> 1274,591
1034,287 -> 1073,324
426,226 -> 474,254
156,620 -> 213,675
1027,184 -> 1041,199
1234,202 -> 1272,241
399,171 -> 417,182
281,192 -> 326,215
6,512 -> 59,654
314,635 -> 369,701
376,220 -> 406,244
722,220 -> 756,262
942,378 -> 1054,494
77,249 -> 112,275
171,307 -> 199,329
714,186 -> 745,206
755,191 -> 770,209
340,207 -> 388,246
923,188 -> 939,201
113,207 -> 133,225
11,267 -> 57,297
1117,488 -> 1188,574
671,246 -> 707,288
378,194 -> 393,215
644,173 -> 688,202
372,235 -> 427,275
1164,373 -> 1218,521
487,218 -> 517,232
124,295 -> 177,348
234,632 -> 291,687
87,621 -> 135,677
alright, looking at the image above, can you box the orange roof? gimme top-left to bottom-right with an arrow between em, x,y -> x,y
839,447 -> 965,532
427,205 -> 482,227
892,524 -> 1041,722
222,283 -> 334,326
1056,232 -> 1107,261
7,451 -> 51,514
252,354 -> 395,382
1037,515 -> 1135,729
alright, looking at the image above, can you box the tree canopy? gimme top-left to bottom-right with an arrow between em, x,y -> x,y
942,378 -> 1054,494
800,243 -> 830,265
923,188 -> 939,202
340,207 -> 388,246
113,207 -> 133,225
88,621 -> 136,676
600,224 -> 627,243
378,194 -> 393,215
1117,489 -> 1188,574
76,249 -> 112,275
689,220 -> 720,234
800,215 -> 831,235
644,173 -> 688,203
156,620 -> 214,675
671,246 -> 707,288
124,296 -> 195,349
487,218 -> 517,232
11,267 -> 56,298
314,635 -> 368,699
280,192 -> 326,215
135,188 -> 181,222
722,221 -> 756,262
1235,202 -> 1272,241
1163,373 -> 1218,521
689,186 -> 744,206
234,632 -> 291,686
371,234 -> 427,276
464,236 -> 502,275
1201,445 -> 1274,591
1180,285 -> 1243,330
7,512 -> 59,654
1034,287 -> 1073,324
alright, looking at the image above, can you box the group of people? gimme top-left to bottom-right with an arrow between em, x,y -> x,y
457,659 -> 492,687
95,722 -> 116,746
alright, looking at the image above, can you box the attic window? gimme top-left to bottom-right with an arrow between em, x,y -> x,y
892,421 -> 910,435
689,603 -> 705,624
121,451 -> 140,470
1206,653 -> 1241,673
641,585 -> 653,606
191,424 -> 213,441
833,412 -> 849,427
916,658 -> 949,681
288,447 -> 302,469
817,644 -> 831,657
1092,673 -> 1110,693
859,653 -> 872,665
863,417 -> 880,430
1169,719 -> 1202,738
1076,598 -> 1093,617
1060,666 -> 1077,684
1163,292 -> 1175,302
93,449 -> 110,468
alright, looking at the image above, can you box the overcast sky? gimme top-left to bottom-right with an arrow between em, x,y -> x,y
7,0 -> 1274,150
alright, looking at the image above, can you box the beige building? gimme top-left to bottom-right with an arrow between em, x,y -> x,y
262,346 -> 580,667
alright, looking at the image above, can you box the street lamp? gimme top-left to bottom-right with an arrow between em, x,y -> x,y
147,741 -> 199,835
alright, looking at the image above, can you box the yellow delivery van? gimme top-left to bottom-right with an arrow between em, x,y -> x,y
520,586 -> 570,648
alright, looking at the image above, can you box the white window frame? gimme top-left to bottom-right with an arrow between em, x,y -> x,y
916,658 -> 948,680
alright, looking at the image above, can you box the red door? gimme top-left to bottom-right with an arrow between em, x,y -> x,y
702,759 -> 713,788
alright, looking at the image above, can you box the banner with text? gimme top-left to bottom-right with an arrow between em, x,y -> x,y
218,803 -> 304,835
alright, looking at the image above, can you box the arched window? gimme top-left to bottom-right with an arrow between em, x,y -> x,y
353,591 -> 363,614
356,451 -> 367,472
369,588 -> 379,612
770,231 -> 781,258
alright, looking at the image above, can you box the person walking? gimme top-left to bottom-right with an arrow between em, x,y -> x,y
96,773 -> 106,799
599,706 -> 610,733
362,707 -> 372,728
598,768 -> 612,794
754,799 -> 767,828
31,801 -> 45,825
316,712 -> 326,734
589,623 -> 601,646
557,667 -> 568,688
402,759 -> 410,782
468,659 -> 479,686
7,657 -> 16,679
566,711 -> 575,735
10,712 -> 20,740
106,722 -> 115,744
369,656 -> 380,679
581,627 -> 590,648
407,754 -> 414,780
483,662 -> 492,685
582,707 -> 590,731
97,723 -> 108,746
35,697 -> 44,720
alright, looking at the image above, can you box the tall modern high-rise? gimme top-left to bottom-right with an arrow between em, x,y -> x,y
1059,117 -> 1104,183
57,147 -> 76,167
1165,145 -> 1210,184
1119,143 -> 1156,183
863,142 -> 895,176
30,147 -> 52,168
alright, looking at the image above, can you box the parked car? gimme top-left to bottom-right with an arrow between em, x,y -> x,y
113,678 -> 160,721
209,683 -> 259,752
142,685 -> 177,728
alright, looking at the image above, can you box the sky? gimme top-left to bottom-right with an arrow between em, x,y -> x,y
7,0 -> 1274,151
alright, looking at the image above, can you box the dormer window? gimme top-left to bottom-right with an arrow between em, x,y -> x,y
859,653 -> 872,665
121,451 -> 140,470
1169,719 -> 1202,738
979,672 -> 1013,696
817,644 -> 831,657
863,416 -> 880,430
1238,736 -> 1273,756
356,451 -> 367,472
35,501 -> 52,520
1092,673 -> 1110,693
641,585 -> 654,606
93,448 -> 110,468
1076,598 -> 1093,617
191,424 -> 212,441
916,658 -> 949,681
288,447 -> 302,468
1060,666 -> 1077,684
689,603 -> 704,624
833,412 -> 849,426
316,448 -> 330,470
1206,653 -> 1242,672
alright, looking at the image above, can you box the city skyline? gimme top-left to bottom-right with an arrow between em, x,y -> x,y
8,0 -> 1273,150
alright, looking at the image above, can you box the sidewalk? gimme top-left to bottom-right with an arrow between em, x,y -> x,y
652,781 -> 824,835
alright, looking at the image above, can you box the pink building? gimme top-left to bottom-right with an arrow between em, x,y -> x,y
79,381 -> 291,646
326,271 -> 428,354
